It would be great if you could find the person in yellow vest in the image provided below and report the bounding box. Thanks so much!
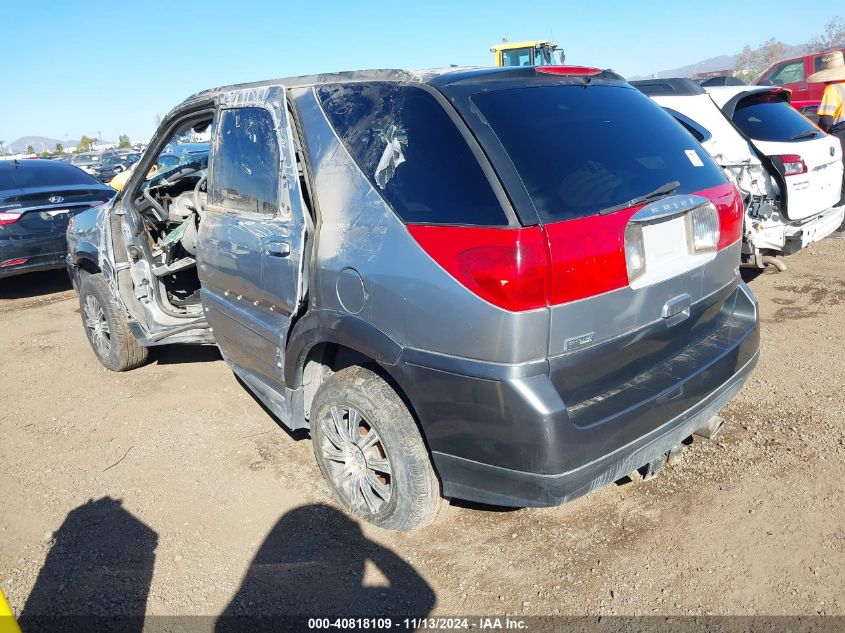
[809,50,845,236]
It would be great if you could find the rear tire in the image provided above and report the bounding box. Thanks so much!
[310,365,441,531]
[79,273,148,372]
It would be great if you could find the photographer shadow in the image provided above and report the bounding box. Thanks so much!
[216,503,435,631]
[19,496,157,633]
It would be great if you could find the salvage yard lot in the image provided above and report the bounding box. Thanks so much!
[1,240,844,619]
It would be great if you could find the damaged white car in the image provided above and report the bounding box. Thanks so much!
[633,79,844,270]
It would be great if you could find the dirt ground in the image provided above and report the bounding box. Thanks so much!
[1,238,844,626]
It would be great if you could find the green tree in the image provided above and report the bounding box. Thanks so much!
[733,38,788,83]
[54,143,64,155]
[118,134,131,149]
[40,150,50,158]
[77,135,94,152]
[26,144,35,155]
[806,16,845,53]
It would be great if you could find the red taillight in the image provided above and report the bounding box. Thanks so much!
[545,210,635,304]
[0,211,22,226]
[407,183,743,312]
[407,225,550,311]
[697,182,743,250]
[776,154,807,176]
[535,65,602,76]
[1,257,28,267]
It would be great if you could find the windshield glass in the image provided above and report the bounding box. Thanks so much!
[731,94,823,142]
[71,153,100,164]
[140,132,211,190]
[537,46,564,65]
[469,84,727,223]
[501,47,533,67]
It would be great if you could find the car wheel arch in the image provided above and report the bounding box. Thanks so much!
[284,310,402,389]
[297,340,438,480]
[284,312,420,424]
[75,255,101,277]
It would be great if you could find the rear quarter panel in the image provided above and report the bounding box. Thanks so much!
[292,87,550,365]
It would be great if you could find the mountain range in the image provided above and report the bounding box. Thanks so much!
[628,44,805,80]
[1,136,115,154]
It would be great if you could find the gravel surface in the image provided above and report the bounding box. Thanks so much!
[1,238,843,622]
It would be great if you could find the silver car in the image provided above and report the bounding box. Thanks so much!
[69,151,102,175]
[67,66,760,530]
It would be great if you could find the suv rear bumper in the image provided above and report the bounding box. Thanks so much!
[745,205,845,255]
[394,283,759,507]
[430,349,756,507]
[783,205,845,253]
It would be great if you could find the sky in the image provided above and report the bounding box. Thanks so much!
[1,0,840,145]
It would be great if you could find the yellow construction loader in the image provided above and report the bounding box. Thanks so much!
[490,40,565,67]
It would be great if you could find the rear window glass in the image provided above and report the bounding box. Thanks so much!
[317,83,507,226]
[0,162,100,191]
[470,85,727,223]
[732,94,823,142]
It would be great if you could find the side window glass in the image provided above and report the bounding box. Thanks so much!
[210,107,280,215]
[317,82,507,226]
[502,47,532,67]
[769,61,805,85]
[813,54,840,72]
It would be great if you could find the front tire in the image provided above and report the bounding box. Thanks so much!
[310,365,441,531]
[79,273,148,372]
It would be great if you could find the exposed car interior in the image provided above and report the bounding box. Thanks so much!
[130,117,213,314]
[123,104,316,325]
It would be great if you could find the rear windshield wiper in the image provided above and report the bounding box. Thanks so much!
[598,180,680,215]
[789,130,818,140]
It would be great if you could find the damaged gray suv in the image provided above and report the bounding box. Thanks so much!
[67,66,760,530]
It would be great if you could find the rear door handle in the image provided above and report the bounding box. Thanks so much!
[264,241,290,257]
[662,293,691,327]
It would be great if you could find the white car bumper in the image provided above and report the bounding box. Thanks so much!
[746,205,845,255]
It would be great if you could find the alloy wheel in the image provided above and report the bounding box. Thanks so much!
[83,294,111,358]
[320,405,392,514]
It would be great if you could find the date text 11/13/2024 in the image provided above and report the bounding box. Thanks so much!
[307,617,528,630]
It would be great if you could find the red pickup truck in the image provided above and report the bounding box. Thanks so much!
[756,49,845,117]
